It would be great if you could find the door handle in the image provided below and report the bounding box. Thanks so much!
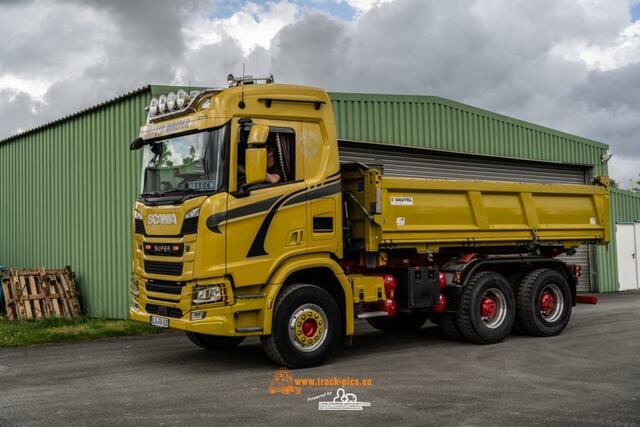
[287,229,304,246]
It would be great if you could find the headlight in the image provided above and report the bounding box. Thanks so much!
[129,276,139,296]
[166,92,176,110]
[185,207,200,219]
[149,97,158,115]
[158,94,167,113]
[134,210,143,220]
[192,285,225,305]
[176,89,188,108]
[191,311,206,321]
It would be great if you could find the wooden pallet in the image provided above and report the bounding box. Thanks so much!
[1,267,81,320]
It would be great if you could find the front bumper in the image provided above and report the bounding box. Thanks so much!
[129,276,265,337]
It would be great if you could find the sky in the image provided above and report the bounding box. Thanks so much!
[1,0,639,186]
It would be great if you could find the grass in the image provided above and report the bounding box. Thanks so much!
[0,315,165,347]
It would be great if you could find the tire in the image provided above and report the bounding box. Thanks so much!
[516,268,572,337]
[185,332,245,350]
[366,312,428,333]
[261,284,342,368]
[440,312,464,341]
[507,270,527,334]
[457,271,516,344]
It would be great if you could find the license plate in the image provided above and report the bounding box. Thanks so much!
[150,315,169,328]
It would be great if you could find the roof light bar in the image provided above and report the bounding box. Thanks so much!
[145,88,220,122]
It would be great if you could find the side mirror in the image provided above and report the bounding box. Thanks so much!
[130,137,146,150]
[245,148,267,186]
[247,124,269,146]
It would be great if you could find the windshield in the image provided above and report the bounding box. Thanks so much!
[141,123,228,197]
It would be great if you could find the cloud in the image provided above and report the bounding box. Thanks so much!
[338,0,394,12]
[0,0,112,93]
[184,1,298,54]
[1,0,640,186]
[269,11,349,88]
[0,88,45,136]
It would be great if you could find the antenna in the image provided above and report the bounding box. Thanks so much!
[239,64,246,109]
[255,50,259,76]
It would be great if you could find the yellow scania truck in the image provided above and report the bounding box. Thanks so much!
[129,75,610,368]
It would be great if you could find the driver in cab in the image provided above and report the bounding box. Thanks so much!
[266,145,282,184]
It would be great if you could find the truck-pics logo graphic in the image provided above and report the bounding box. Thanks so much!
[267,368,373,400]
[268,368,302,396]
[318,388,371,411]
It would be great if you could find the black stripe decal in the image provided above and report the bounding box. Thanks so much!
[246,187,308,257]
[204,179,343,253]
[282,180,342,207]
[247,180,343,258]
[206,195,282,233]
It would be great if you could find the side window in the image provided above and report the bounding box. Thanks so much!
[237,126,295,186]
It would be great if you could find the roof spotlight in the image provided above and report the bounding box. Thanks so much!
[158,94,167,113]
[149,97,158,115]
[176,89,188,108]
[166,92,176,110]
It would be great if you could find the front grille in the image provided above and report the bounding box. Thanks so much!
[146,304,183,318]
[135,218,145,234]
[144,260,183,276]
[181,217,198,234]
[146,280,184,295]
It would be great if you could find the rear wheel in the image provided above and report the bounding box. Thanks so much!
[261,284,342,368]
[366,312,428,333]
[186,332,245,350]
[456,271,515,344]
[516,268,572,337]
[440,312,464,341]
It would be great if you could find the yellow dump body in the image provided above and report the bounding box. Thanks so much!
[343,167,610,253]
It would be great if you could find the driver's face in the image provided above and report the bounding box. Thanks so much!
[267,148,276,167]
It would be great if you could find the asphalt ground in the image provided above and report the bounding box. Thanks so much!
[1,292,639,426]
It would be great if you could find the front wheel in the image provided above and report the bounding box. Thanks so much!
[185,332,245,350]
[516,268,572,337]
[261,284,342,368]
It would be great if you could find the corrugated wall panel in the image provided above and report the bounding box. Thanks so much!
[339,142,588,183]
[0,90,148,318]
[596,189,640,292]
[329,93,607,169]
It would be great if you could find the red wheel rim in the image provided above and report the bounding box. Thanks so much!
[540,292,555,314]
[481,297,497,319]
[302,318,318,337]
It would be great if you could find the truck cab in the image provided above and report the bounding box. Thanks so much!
[130,76,352,367]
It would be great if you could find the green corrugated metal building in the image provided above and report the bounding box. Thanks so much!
[1,85,639,319]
